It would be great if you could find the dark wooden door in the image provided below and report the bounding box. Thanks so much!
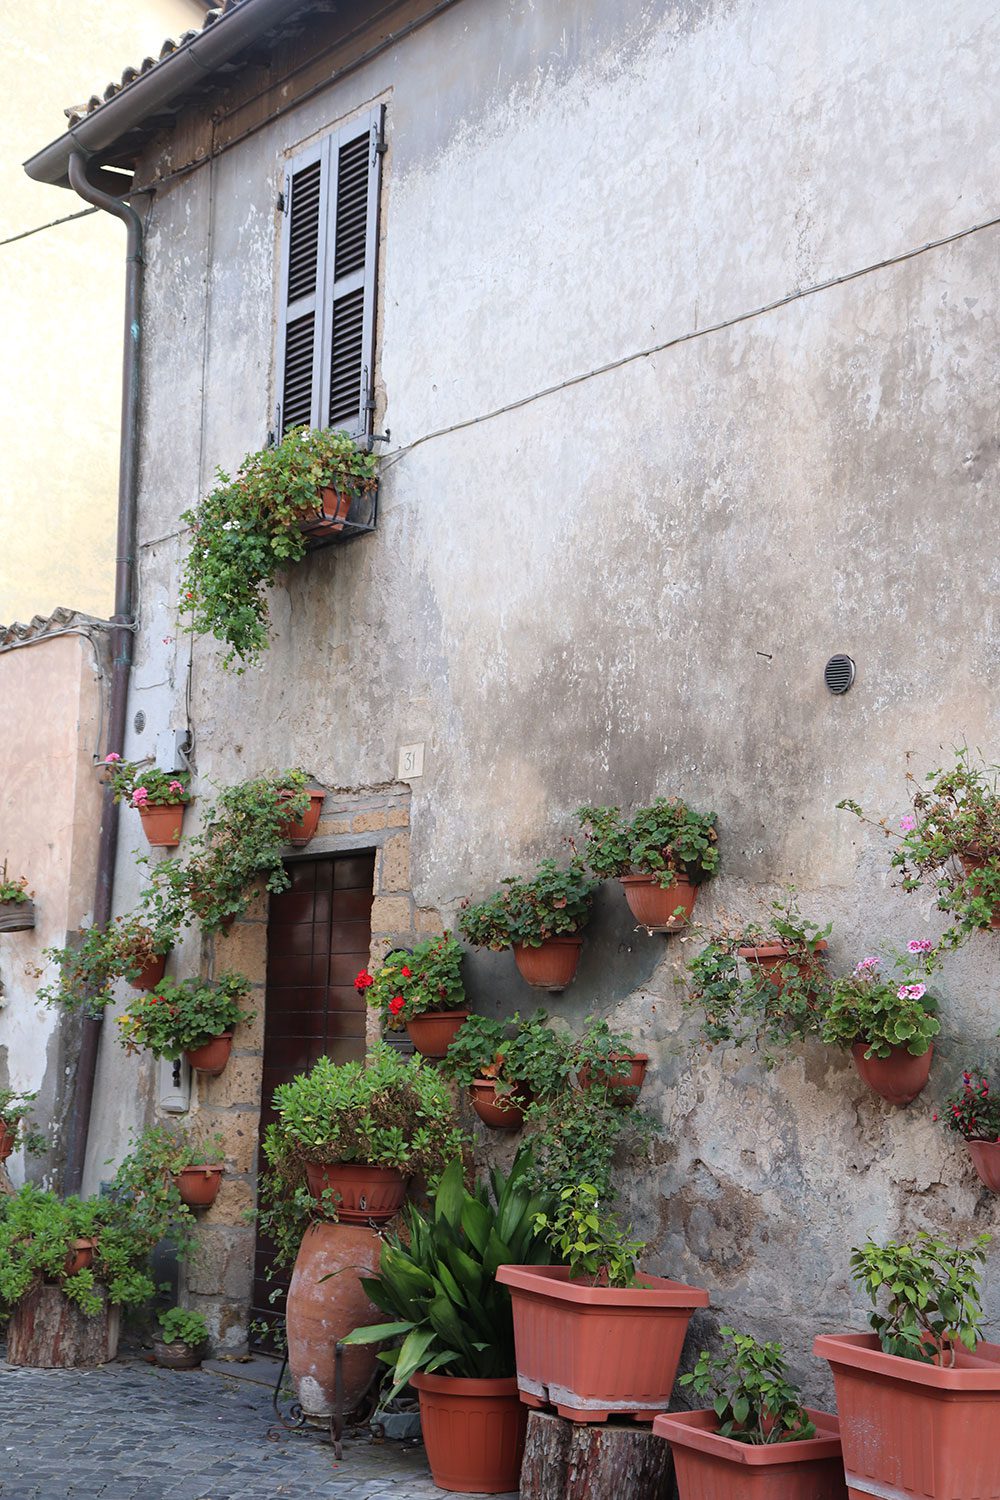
[251,852,374,1347]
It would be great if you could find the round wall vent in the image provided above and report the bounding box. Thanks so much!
[133,710,146,733]
[824,655,855,695]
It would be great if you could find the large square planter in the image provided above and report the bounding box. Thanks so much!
[654,1408,847,1499]
[496,1263,709,1421]
[814,1331,1000,1499]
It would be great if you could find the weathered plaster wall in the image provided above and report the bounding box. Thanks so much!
[89,0,1000,1381]
[0,632,106,1183]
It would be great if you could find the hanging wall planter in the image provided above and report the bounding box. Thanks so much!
[513,935,583,991]
[173,1164,224,1208]
[131,951,168,991]
[405,1009,470,1058]
[184,1032,234,1077]
[137,802,187,849]
[0,899,35,933]
[654,1409,848,1500]
[277,788,326,846]
[851,1042,933,1106]
[0,1121,15,1161]
[620,872,698,931]
[358,936,470,1058]
[577,797,719,934]
[736,938,829,989]
[577,1052,648,1102]
[469,1077,529,1130]
[967,1139,1000,1191]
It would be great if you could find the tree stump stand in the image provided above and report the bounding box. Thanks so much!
[7,1283,120,1368]
[520,1409,678,1500]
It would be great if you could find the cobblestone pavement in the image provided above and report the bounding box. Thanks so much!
[0,1355,515,1499]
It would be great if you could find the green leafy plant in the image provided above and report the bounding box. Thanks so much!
[0,863,30,904]
[458,857,598,950]
[577,797,720,887]
[935,1072,1000,1142]
[102,753,190,808]
[38,910,179,1017]
[524,1078,655,1201]
[115,973,254,1059]
[109,1125,204,1259]
[257,1043,467,1268]
[157,1307,208,1348]
[679,1327,817,1445]
[684,896,832,1065]
[440,1009,572,1100]
[820,947,940,1059]
[573,1015,643,1090]
[341,1150,555,1400]
[180,425,378,669]
[850,1231,991,1365]
[838,748,1000,948]
[356,935,466,1029]
[0,1089,45,1155]
[532,1182,645,1288]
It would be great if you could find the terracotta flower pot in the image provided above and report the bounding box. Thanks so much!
[406,1009,470,1058]
[967,1138,1000,1191]
[0,1120,16,1161]
[131,951,168,991]
[286,1221,383,1418]
[138,801,186,848]
[815,1331,1000,1499]
[153,1338,202,1370]
[959,852,1000,929]
[184,1032,233,1076]
[411,1371,527,1494]
[304,1161,407,1224]
[63,1238,97,1278]
[577,1052,648,1103]
[851,1042,933,1105]
[654,1408,848,1500]
[277,788,325,846]
[620,873,697,931]
[496,1263,710,1421]
[173,1165,224,1208]
[738,940,828,993]
[470,1077,528,1130]
[299,484,353,546]
[512,935,583,991]
[0,899,35,932]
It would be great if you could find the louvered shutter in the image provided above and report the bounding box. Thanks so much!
[276,105,383,440]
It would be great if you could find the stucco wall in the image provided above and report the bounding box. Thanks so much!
[0,632,106,1183]
[89,0,1000,1379]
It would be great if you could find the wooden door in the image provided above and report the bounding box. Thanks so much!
[251,852,374,1347]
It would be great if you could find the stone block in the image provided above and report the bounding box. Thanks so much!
[378,832,410,893]
[187,1229,228,1295]
[239,881,269,923]
[232,999,264,1052]
[201,1054,262,1109]
[198,1109,259,1173]
[384,806,410,828]
[315,816,353,837]
[203,1175,255,1227]
[214,920,267,978]
[415,907,445,935]
[353,810,388,833]
[369,895,412,933]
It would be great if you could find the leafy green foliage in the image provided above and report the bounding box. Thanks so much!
[341,1151,555,1400]
[157,1307,208,1348]
[523,1079,655,1201]
[180,425,378,669]
[102,755,190,808]
[820,949,940,1059]
[0,862,30,904]
[357,935,466,1027]
[577,798,720,886]
[0,1089,45,1155]
[532,1182,644,1288]
[936,1072,1000,1142]
[116,1123,225,1178]
[116,972,254,1058]
[679,1327,816,1445]
[573,1016,644,1091]
[838,748,1000,948]
[458,858,598,949]
[850,1231,991,1365]
[38,910,179,1017]
[440,1009,572,1097]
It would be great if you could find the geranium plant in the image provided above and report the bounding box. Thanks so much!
[850,1230,991,1365]
[103,753,190,809]
[577,797,720,886]
[839,748,1000,947]
[157,1307,208,1351]
[356,934,466,1028]
[532,1182,645,1288]
[38,911,179,1017]
[0,864,30,904]
[180,425,379,670]
[573,1015,645,1088]
[679,1327,817,1445]
[458,857,598,949]
[116,973,253,1059]
[441,1010,572,1099]
[936,1072,1000,1142]
[820,945,940,1060]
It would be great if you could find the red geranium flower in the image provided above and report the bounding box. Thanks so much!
[388,995,405,1016]
[401,966,412,978]
[355,970,374,991]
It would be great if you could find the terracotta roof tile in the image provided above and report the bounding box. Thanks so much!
[0,608,111,651]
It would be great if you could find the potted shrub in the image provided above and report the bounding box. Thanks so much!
[0,1089,41,1162]
[655,1327,847,1499]
[115,971,254,1075]
[103,754,190,848]
[839,748,1000,946]
[458,857,598,991]
[684,896,832,1067]
[0,865,34,931]
[819,945,940,1104]
[577,797,719,930]
[153,1307,209,1369]
[276,783,326,846]
[39,910,179,1016]
[441,1009,572,1129]
[497,1182,709,1421]
[574,1015,649,1103]
[262,1041,466,1225]
[814,1231,1000,1500]
[180,425,379,670]
[935,1071,1000,1190]
[343,1151,556,1493]
[356,934,468,1057]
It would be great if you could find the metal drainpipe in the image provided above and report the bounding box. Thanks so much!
[63,152,143,1195]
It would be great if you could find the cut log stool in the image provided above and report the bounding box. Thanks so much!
[7,1283,120,1367]
[520,1409,678,1500]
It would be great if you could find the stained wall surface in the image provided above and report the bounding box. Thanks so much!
[84,0,1000,1373]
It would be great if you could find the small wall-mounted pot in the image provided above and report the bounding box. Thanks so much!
[620,874,697,932]
[513,935,583,991]
[851,1042,933,1105]
[470,1078,529,1130]
[277,789,326,846]
[0,900,35,933]
[406,1009,470,1058]
[138,802,187,848]
[184,1032,233,1076]
[577,1053,648,1104]
[131,951,168,991]
[173,1165,224,1209]
[967,1138,1000,1192]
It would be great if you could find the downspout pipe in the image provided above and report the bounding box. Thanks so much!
[63,152,143,1195]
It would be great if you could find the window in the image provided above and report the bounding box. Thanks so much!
[275,104,384,440]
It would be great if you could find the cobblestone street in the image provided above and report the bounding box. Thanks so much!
[0,1355,509,1500]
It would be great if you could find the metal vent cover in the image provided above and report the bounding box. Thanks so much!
[824,654,855,694]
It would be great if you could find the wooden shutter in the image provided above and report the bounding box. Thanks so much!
[276,105,384,440]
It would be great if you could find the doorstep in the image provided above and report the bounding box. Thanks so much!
[202,1351,283,1387]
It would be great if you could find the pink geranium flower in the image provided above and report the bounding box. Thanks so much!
[907,939,933,954]
[105,752,122,763]
[899,814,917,833]
[897,983,926,1000]
[855,956,881,973]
